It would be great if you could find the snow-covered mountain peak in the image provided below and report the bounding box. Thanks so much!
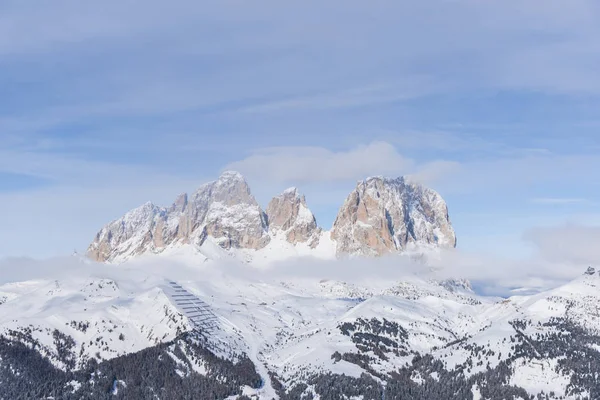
[194,170,258,207]
[215,170,248,188]
[283,186,299,196]
[124,201,163,221]
[363,175,406,185]
[217,170,245,182]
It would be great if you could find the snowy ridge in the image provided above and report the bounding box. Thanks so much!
[2,256,600,398]
[0,276,190,369]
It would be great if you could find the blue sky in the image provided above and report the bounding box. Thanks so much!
[1,0,600,278]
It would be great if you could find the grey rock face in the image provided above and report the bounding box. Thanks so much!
[330,176,456,257]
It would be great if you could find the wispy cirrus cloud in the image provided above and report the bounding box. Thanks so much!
[530,197,590,205]
[237,78,444,114]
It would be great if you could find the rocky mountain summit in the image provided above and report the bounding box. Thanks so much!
[87,172,456,262]
[88,171,270,262]
[265,187,321,248]
[331,176,456,256]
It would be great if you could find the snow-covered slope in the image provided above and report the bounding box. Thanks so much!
[0,277,191,370]
[87,172,456,264]
[2,255,599,399]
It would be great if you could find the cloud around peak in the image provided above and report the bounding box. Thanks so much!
[224,141,457,186]
[524,223,600,266]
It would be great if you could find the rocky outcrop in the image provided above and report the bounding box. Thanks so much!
[265,188,321,247]
[191,171,270,250]
[87,202,164,262]
[330,176,456,257]
[87,171,270,262]
[87,173,456,263]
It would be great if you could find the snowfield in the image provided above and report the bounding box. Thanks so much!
[1,252,600,399]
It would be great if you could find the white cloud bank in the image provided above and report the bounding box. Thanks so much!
[1,223,597,297]
[226,139,600,197]
[524,224,600,266]
[225,141,460,186]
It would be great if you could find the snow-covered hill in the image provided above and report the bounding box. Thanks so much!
[1,255,599,399]
[87,172,455,263]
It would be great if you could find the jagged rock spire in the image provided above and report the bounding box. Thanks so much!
[87,173,456,262]
[265,187,321,247]
[87,171,270,262]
